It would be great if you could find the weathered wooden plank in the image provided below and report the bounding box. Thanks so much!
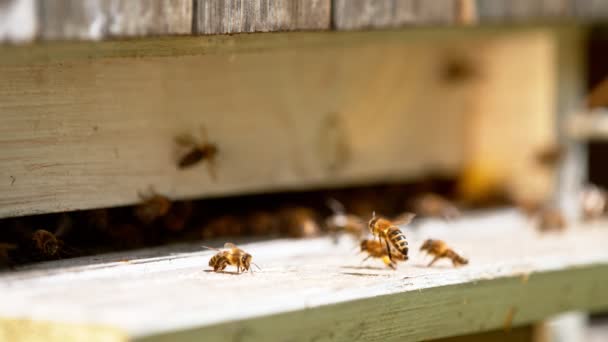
[0,0,37,43]
[0,29,558,218]
[193,0,331,34]
[38,0,192,40]
[476,0,608,23]
[332,0,457,30]
[0,211,607,341]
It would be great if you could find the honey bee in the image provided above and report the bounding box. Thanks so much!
[31,229,63,258]
[325,199,365,240]
[368,212,414,262]
[580,184,607,221]
[134,188,172,224]
[409,193,460,220]
[279,207,320,238]
[175,125,219,180]
[205,242,260,273]
[360,239,407,269]
[537,207,566,232]
[420,239,468,267]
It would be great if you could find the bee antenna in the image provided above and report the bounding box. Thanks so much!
[202,245,221,251]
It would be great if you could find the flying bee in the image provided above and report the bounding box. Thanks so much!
[368,212,414,262]
[409,193,460,220]
[420,239,468,267]
[134,188,172,224]
[360,239,407,269]
[205,242,260,274]
[175,125,219,180]
[325,198,365,240]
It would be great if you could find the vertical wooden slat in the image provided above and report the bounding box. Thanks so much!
[333,0,456,30]
[193,0,330,34]
[39,0,192,40]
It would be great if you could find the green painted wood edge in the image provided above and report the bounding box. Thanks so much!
[137,263,608,342]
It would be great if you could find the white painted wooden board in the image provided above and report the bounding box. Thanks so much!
[0,30,557,218]
[1,211,607,341]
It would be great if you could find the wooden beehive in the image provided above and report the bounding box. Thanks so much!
[0,1,607,341]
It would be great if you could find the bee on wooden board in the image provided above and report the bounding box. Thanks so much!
[134,188,172,225]
[368,212,414,262]
[175,125,219,180]
[205,243,260,274]
[420,239,468,267]
[360,239,407,269]
[325,198,366,240]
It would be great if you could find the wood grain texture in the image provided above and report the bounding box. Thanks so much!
[39,0,192,40]
[193,0,330,34]
[333,0,458,30]
[0,30,526,218]
[0,211,607,341]
[476,0,608,23]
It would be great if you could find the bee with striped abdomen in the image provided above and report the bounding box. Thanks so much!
[368,212,414,262]
[206,243,260,274]
[360,239,407,269]
[420,239,468,267]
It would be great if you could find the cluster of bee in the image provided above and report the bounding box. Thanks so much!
[207,198,469,274]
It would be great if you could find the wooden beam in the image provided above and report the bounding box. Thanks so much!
[0,29,558,218]
[1,211,607,341]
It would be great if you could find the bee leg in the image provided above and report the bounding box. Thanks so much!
[361,255,372,262]
[382,256,396,269]
[428,256,440,267]
[384,238,393,262]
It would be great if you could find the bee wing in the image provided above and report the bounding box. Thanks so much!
[393,212,416,226]
[326,198,345,214]
[206,156,218,181]
[175,133,197,146]
[224,242,237,250]
[200,125,209,144]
